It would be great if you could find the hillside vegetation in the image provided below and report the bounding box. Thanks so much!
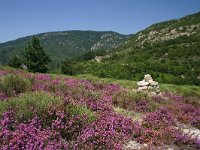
[74,12,200,85]
[0,31,129,64]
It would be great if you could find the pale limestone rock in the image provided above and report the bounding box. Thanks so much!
[94,56,102,62]
[137,81,149,87]
[144,74,153,82]
[148,86,154,90]
[148,79,154,84]
[124,141,142,150]
[150,81,158,86]
[21,64,28,70]
[138,86,148,91]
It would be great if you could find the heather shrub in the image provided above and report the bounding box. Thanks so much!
[48,80,68,94]
[50,110,87,142]
[183,96,200,108]
[0,74,32,96]
[177,104,200,128]
[66,104,96,123]
[1,68,200,149]
[2,92,63,120]
[77,112,134,149]
[132,108,176,145]
[170,128,200,149]
[146,101,163,112]
[135,100,149,112]
[142,107,175,129]
[0,70,9,76]
[0,111,68,149]
[112,91,148,110]
[84,90,101,100]
[112,92,134,109]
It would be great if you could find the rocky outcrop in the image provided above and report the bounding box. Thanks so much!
[137,74,160,94]
[123,141,148,150]
[94,56,102,62]
[135,23,200,47]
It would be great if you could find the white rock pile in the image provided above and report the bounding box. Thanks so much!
[137,74,160,94]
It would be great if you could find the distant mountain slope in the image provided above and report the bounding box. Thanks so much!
[125,12,200,48]
[80,12,200,85]
[0,30,129,63]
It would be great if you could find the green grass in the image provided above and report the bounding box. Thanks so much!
[0,91,63,119]
[66,104,96,122]
[160,83,200,97]
[0,65,15,71]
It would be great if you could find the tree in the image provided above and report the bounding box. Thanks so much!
[61,58,77,75]
[8,55,22,68]
[22,36,51,73]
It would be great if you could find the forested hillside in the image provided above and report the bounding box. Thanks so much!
[75,12,200,85]
[0,31,129,64]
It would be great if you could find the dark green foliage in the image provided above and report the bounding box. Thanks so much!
[23,36,51,73]
[0,31,129,64]
[77,49,106,61]
[61,58,77,75]
[8,55,22,68]
[74,61,134,80]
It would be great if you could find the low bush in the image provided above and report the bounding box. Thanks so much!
[0,111,68,149]
[76,112,134,149]
[1,92,63,120]
[0,74,32,96]
[66,104,96,123]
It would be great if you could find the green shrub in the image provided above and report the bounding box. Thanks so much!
[0,92,63,120]
[8,55,22,69]
[61,58,78,75]
[0,74,32,96]
[0,101,7,117]
[66,104,96,123]
[0,65,15,70]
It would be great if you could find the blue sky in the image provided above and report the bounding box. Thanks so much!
[0,0,200,42]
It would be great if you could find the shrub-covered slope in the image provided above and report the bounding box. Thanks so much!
[0,69,200,149]
[78,12,200,85]
[0,30,129,64]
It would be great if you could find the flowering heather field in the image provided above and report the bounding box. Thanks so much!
[0,69,200,149]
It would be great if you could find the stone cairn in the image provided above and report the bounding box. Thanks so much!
[137,74,160,94]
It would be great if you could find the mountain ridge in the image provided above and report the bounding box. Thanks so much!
[0,30,129,64]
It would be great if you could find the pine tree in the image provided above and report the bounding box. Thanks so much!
[22,36,51,73]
